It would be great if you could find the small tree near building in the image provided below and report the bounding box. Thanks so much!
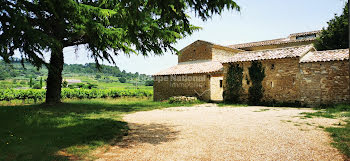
[119,77,127,83]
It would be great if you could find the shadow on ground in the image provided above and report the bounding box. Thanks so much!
[114,123,179,148]
[0,99,180,161]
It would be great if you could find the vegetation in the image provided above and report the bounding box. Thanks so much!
[248,61,265,105]
[118,77,127,83]
[0,61,149,83]
[0,89,152,102]
[301,104,350,158]
[0,0,240,104]
[223,63,243,103]
[145,80,154,86]
[0,97,202,160]
[314,1,349,50]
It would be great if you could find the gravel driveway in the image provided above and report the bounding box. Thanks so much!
[95,104,345,161]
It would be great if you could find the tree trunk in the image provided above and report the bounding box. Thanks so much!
[45,47,64,104]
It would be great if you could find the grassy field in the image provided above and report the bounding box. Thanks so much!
[0,98,201,161]
[300,104,350,158]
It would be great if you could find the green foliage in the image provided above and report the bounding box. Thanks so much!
[62,80,68,88]
[39,77,43,89]
[29,77,33,88]
[75,83,85,88]
[248,61,265,105]
[0,0,239,66]
[145,80,154,86]
[119,77,127,83]
[0,0,240,103]
[314,2,349,50]
[95,74,101,79]
[223,64,243,103]
[0,88,153,102]
[32,84,42,89]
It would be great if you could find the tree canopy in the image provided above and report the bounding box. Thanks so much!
[0,0,240,66]
[0,0,240,103]
[314,1,349,50]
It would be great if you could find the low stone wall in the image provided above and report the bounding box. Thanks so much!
[153,74,211,101]
[300,61,350,106]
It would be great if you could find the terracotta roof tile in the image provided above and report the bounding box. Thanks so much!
[289,30,321,37]
[228,30,320,49]
[153,61,223,76]
[228,38,315,49]
[222,45,313,63]
[300,49,349,63]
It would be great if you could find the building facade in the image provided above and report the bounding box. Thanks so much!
[153,31,349,106]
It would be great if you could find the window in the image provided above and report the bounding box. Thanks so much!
[271,64,275,70]
[220,80,223,88]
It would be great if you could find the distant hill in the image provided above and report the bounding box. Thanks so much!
[0,59,150,81]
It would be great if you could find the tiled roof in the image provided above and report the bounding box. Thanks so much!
[289,30,321,37]
[222,45,314,63]
[300,49,349,63]
[153,61,223,76]
[228,30,320,49]
[228,38,315,49]
[180,40,244,53]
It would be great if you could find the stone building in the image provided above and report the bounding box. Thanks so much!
[153,40,242,101]
[153,30,349,106]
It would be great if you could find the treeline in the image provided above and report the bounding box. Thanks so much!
[0,59,150,81]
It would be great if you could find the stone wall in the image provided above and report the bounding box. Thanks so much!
[212,48,237,62]
[178,41,212,63]
[210,75,224,101]
[299,61,350,106]
[153,74,211,101]
[223,58,301,103]
[223,58,349,106]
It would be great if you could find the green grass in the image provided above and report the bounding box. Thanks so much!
[0,97,201,161]
[300,104,350,159]
[253,108,270,112]
[326,120,350,158]
[300,111,336,119]
[217,103,248,107]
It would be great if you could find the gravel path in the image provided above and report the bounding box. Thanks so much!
[95,104,345,161]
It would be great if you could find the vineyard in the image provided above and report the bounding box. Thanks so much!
[0,88,153,102]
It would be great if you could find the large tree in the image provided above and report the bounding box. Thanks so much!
[0,0,240,104]
[314,1,349,50]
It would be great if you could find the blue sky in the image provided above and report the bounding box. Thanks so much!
[28,0,348,75]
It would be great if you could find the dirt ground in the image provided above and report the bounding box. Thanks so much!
[94,104,346,161]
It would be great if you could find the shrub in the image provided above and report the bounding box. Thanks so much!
[32,84,42,89]
[248,61,265,105]
[223,63,243,103]
[145,80,154,86]
[0,88,153,101]
[168,96,198,104]
[118,77,126,83]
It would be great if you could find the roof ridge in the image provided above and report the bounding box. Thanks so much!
[235,44,313,54]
